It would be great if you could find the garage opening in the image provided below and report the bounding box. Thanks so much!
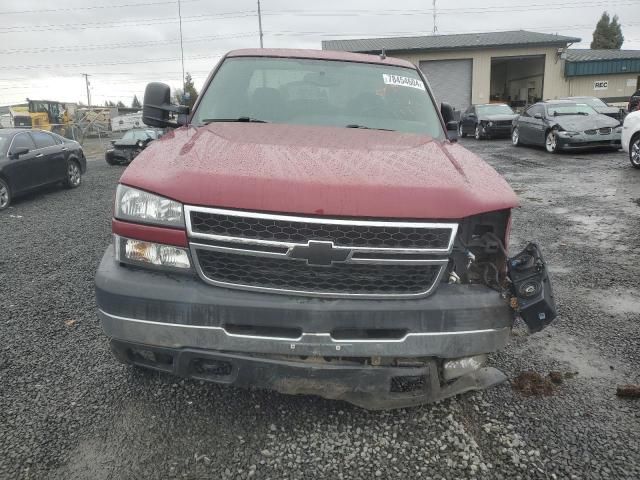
[490,55,545,109]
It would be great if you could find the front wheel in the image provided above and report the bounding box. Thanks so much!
[475,124,483,140]
[630,134,640,169]
[512,127,521,146]
[545,130,559,153]
[64,160,82,188]
[0,178,11,211]
[458,122,467,138]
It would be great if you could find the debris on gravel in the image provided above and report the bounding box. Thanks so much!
[616,385,640,398]
[512,371,555,396]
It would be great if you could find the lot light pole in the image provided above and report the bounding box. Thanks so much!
[432,0,438,35]
[81,73,91,106]
[178,0,186,95]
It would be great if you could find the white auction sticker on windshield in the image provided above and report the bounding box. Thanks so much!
[382,74,425,90]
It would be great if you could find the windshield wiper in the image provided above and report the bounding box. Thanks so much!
[345,124,395,131]
[201,117,269,125]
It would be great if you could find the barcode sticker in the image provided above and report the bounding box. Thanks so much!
[382,74,425,90]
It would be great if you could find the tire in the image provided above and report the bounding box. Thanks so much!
[512,127,521,146]
[545,130,560,153]
[475,124,483,140]
[105,152,118,166]
[630,133,640,169]
[0,178,11,211]
[64,159,82,188]
[458,122,467,138]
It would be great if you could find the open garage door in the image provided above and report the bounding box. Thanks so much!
[490,55,545,109]
[419,59,472,112]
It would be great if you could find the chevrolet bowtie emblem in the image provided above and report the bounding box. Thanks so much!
[288,241,350,266]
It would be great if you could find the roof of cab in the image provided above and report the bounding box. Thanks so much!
[226,48,416,69]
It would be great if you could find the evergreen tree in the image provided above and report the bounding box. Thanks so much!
[131,95,141,109]
[116,101,125,108]
[173,73,199,108]
[591,12,624,49]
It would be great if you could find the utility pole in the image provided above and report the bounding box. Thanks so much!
[257,0,264,48]
[178,0,186,95]
[432,0,438,35]
[81,73,91,106]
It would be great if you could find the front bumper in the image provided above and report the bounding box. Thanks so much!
[96,245,514,408]
[481,124,512,137]
[557,131,621,149]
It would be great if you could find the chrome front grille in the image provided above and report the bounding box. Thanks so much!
[598,127,612,135]
[186,206,457,299]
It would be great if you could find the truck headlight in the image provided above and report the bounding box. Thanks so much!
[488,121,494,127]
[115,235,191,270]
[115,184,184,227]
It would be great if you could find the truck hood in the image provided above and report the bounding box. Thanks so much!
[120,123,519,219]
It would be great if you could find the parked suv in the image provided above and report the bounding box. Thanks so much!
[95,49,556,409]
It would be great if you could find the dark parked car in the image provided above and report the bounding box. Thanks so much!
[458,103,517,139]
[0,129,86,210]
[105,128,162,165]
[511,100,622,153]
[561,96,625,121]
[629,89,640,113]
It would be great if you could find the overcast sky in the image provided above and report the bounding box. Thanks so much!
[1,0,638,106]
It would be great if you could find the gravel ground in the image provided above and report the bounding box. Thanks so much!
[1,137,639,479]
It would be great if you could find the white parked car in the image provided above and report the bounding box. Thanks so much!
[622,110,640,168]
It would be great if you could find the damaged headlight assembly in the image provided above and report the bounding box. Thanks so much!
[451,211,557,333]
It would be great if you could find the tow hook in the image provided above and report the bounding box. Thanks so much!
[507,243,557,333]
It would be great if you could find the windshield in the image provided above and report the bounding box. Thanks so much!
[0,134,9,156]
[546,103,597,116]
[476,105,514,115]
[192,57,444,138]
[577,97,607,108]
[123,130,155,141]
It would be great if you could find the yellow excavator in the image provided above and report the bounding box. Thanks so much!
[11,99,74,136]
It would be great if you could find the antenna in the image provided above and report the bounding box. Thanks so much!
[257,0,264,48]
[432,0,438,35]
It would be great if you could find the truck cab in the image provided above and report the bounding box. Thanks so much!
[95,49,556,409]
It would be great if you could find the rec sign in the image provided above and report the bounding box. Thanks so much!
[593,80,609,90]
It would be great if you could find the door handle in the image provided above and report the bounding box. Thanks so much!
[35,153,44,158]
[61,147,68,151]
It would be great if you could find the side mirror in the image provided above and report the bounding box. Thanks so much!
[9,147,29,159]
[534,113,543,120]
[441,102,455,124]
[143,82,190,128]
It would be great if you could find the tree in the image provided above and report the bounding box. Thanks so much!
[173,72,199,108]
[591,12,624,49]
[104,100,116,107]
[116,101,125,108]
[131,95,141,109]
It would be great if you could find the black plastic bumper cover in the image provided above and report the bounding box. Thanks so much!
[112,339,507,410]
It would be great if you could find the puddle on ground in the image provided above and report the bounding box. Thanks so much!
[587,289,640,316]
[538,334,620,379]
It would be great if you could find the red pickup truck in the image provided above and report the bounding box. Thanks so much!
[95,49,556,409]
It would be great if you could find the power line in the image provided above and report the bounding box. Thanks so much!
[0,11,256,34]
[0,0,202,15]
[0,33,257,55]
